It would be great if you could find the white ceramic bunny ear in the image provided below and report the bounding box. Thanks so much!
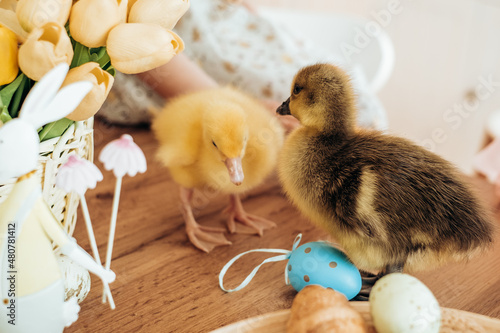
[0,119,39,182]
[19,64,93,129]
[19,64,69,120]
[40,81,93,126]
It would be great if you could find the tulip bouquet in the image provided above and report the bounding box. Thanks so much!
[0,0,189,141]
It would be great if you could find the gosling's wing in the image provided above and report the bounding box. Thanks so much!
[156,136,201,167]
[341,133,493,250]
[152,100,203,168]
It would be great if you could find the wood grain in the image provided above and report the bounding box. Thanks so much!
[66,120,500,333]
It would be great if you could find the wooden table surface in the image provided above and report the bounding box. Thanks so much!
[67,120,500,333]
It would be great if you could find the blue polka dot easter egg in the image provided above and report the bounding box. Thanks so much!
[287,242,361,300]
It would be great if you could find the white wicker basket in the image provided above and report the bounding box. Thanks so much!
[0,118,94,238]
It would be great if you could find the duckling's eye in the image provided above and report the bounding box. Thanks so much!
[293,85,303,95]
[212,140,218,148]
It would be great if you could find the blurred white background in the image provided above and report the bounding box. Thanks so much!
[255,0,500,173]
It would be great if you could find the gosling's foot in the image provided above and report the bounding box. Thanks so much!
[225,194,276,235]
[352,271,383,301]
[352,263,404,301]
[186,223,231,253]
[180,187,231,252]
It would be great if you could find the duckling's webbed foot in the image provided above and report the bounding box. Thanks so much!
[225,194,276,236]
[352,271,383,301]
[352,263,404,301]
[186,223,231,253]
[180,187,231,253]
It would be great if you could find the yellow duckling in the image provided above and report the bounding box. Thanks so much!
[152,87,284,252]
[277,64,493,292]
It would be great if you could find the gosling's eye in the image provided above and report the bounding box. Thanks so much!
[293,85,303,95]
[212,141,217,148]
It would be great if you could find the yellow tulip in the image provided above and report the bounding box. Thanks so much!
[69,0,128,48]
[0,0,17,11]
[61,62,114,121]
[0,7,29,42]
[107,23,184,74]
[18,22,73,81]
[16,0,72,33]
[128,0,189,30]
[0,25,18,85]
[127,0,139,17]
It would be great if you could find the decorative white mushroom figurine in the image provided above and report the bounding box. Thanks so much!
[99,134,147,302]
[56,154,116,309]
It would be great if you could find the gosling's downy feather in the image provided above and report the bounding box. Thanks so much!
[152,86,284,193]
[278,64,493,273]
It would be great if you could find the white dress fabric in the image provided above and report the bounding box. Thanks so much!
[98,0,388,130]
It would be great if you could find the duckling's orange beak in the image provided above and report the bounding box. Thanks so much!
[276,97,291,115]
[225,157,244,185]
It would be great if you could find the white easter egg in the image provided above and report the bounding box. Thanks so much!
[369,273,441,333]
[57,254,91,304]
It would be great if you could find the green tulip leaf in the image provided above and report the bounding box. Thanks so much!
[105,65,116,77]
[0,73,24,109]
[97,51,111,69]
[9,75,33,118]
[0,106,12,123]
[38,118,74,142]
[71,41,91,68]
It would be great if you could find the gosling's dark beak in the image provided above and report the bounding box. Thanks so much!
[276,98,291,116]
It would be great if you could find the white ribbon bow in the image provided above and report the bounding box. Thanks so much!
[219,234,303,292]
